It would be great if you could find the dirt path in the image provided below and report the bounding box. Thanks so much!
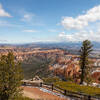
[22,86,68,100]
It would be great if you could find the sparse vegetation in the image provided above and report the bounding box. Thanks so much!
[54,81,100,96]
[43,77,61,84]
[22,56,53,79]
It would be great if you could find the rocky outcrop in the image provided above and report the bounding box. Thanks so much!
[92,71,100,83]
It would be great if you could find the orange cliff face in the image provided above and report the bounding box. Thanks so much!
[1,46,100,84]
[52,55,81,82]
[52,54,100,83]
[53,63,80,82]
[0,48,65,61]
[92,71,100,83]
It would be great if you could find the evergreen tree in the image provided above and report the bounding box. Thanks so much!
[0,52,23,100]
[79,40,93,84]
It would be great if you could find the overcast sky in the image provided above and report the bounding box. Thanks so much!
[0,0,100,43]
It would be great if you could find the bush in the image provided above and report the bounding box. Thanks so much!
[43,77,61,84]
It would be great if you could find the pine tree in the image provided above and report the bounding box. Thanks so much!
[79,40,93,84]
[0,52,23,100]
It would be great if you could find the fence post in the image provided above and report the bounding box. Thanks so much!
[52,84,53,91]
[40,82,42,87]
[23,82,26,86]
[64,90,66,95]
[88,95,91,100]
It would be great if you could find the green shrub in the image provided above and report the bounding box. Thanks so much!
[43,77,60,84]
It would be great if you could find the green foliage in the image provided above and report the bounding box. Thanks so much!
[0,52,23,100]
[54,81,100,96]
[79,40,93,84]
[43,77,60,84]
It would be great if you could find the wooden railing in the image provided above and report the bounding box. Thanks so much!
[22,81,100,100]
[40,83,100,100]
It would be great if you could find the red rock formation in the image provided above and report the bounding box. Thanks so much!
[92,72,100,83]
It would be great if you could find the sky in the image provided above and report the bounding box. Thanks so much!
[0,0,100,43]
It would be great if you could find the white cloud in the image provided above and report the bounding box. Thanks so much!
[0,20,24,27]
[32,39,59,43]
[59,29,100,42]
[61,5,100,30]
[23,29,37,33]
[59,32,66,37]
[0,4,12,17]
[0,20,13,27]
[20,11,45,26]
[48,29,57,32]
[59,5,100,42]
[21,13,35,22]
[0,39,8,42]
